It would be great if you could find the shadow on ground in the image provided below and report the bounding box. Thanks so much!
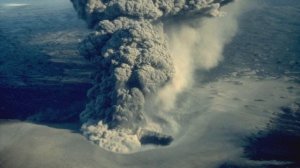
[219,103,300,168]
[0,83,92,132]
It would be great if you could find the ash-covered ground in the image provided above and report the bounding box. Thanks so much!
[0,0,300,168]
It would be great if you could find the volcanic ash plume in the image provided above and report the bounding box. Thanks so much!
[71,0,232,153]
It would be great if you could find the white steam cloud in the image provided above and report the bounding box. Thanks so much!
[153,0,246,127]
[70,0,245,153]
[2,3,30,7]
[144,0,248,139]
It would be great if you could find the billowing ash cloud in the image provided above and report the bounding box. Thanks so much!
[71,0,224,27]
[79,17,175,130]
[71,0,233,153]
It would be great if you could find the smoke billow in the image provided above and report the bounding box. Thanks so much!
[71,0,239,153]
[155,0,244,117]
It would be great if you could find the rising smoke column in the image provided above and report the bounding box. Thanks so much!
[71,0,231,153]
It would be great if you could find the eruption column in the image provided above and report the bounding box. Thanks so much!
[71,0,229,153]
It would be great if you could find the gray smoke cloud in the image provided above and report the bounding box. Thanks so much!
[79,17,173,130]
[71,0,234,153]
